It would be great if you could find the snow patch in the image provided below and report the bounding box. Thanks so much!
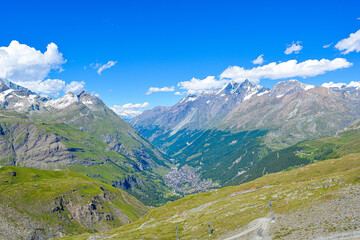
[82,100,93,105]
[45,93,78,109]
[14,102,24,108]
[304,85,314,90]
[244,90,257,101]
[186,96,198,102]
[257,90,269,96]
[0,89,14,102]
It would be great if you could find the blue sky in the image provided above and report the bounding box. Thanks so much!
[1,0,360,116]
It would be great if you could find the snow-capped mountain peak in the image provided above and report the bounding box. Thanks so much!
[270,79,314,98]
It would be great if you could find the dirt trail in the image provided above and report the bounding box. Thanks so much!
[223,217,272,240]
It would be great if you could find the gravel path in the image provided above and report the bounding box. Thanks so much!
[223,218,272,240]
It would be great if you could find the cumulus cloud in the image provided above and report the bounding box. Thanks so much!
[335,29,360,54]
[0,40,66,82]
[64,81,85,93]
[322,81,360,90]
[178,76,227,94]
[284,41,303,55]
[0,41,87,96]
[0,40,70,96]
[220,58,352,83]
[146,86,174,95]
[323,43,333,48]
[91,61,117,75]
[322,81,346,89]
[23,79,66,97]
[111,102,150,119]
[252,54,264,65]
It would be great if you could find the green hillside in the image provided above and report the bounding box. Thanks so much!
[59,150,360,239]
[236,120,360,185]
[0,166,148,239]
[0,115,173,206]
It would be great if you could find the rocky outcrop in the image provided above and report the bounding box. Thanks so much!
[0,122,76,168]
[0,166,148,240]
[112,176,145,190]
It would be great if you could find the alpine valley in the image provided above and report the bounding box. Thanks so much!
[1,78,360,239]
[132,79,360,187]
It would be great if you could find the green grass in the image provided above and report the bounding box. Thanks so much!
[60,151,360,239]
[0,166,148,236]
[0,117,173,206]
[238,122,360,185]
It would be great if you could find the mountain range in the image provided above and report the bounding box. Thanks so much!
[1,77,360,239]
[132,79,360,187]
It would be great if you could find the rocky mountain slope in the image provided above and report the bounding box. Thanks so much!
[221,80,360,148]
[131,80,360,189]
[61,136,360,239]
[0,113,172,206]
[0,80,172,206]
[132,80,268,133]
[0,166,148,240]
[0,79,168,170]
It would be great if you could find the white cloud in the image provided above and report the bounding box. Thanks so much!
[335,29,360,54]
[322,81,360,90]
[220,58,352,83]
[64,81,85,93]
[18,79,85,96]
[0,41,86,96]
[284,41,303,55]
[0,40,68,96]
[0,41,65,82]
[91,61,117,75]
[322,81,346,89]
[146,86,175,95]
[22,79,66,97]
[174,91,186,95]
[252,54,264,65]
[111,102,150,119]
[178,76,227,94]
[323,43,333,48]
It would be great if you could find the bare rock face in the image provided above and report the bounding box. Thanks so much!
[0,122,76,168]
[0,79,169,171]
[223,84,360,148]
[51,188,135,228]
[134,79,360,149]
[131,80,269,133]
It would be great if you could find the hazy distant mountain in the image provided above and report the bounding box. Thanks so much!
[132,80,268,133]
